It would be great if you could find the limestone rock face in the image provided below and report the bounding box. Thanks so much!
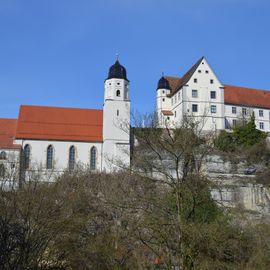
[205,155,270,216]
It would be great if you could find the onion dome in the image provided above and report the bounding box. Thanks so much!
[157,76,171,90]
[107,60,128,81]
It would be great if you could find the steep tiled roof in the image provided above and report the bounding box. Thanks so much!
[16,105,103,142]
[164,76,181,92]
[167,57,204,97]
[0,119,20,149]
[224,85,270,109]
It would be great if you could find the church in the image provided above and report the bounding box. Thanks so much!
[0,56,270,182]
[0,60,131,181]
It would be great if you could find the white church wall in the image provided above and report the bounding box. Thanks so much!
[14,139,102,174]
[103,75,131,172]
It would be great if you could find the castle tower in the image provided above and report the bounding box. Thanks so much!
[102,58,130,172]
[156,76,172,126]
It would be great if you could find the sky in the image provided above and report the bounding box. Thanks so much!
[0,0,270,118]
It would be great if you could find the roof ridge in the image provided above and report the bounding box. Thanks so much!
[20,105,103,112]
[224,84,270,92]
[169,56,204,96]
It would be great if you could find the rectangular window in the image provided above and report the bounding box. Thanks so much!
[194,78,197,83]
[175,111,176,117]
[178,92,180,99]
[232,119,237,127]
[192,104,198,113]
[211,105,217,113]
[259,110,264,117]
[259,122,264,130]
[210,79,214,84]
[210,91,216,99]
[242,108,247,115]
[232,106,236,114]
[192,90,198,98]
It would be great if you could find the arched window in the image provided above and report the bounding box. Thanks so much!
[116,90,120,97]
[90,147,97,170]
[69,146,75,170]
[24,144,30,169]
[46,145,53,169]
[0,164,5,178]
[0,151,7,160]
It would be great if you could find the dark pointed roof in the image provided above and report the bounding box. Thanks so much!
[107,60,128,81]
[157,76,171,90]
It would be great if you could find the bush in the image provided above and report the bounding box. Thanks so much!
[215,114,267,152]
[214,130,236,152]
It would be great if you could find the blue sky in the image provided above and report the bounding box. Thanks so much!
[0,0,269,118]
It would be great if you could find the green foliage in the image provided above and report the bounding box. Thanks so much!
[215,114,267,152]
[233,113,267,147]
[214,130,236,152]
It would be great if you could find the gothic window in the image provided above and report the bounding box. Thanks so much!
[116,90,121,97]
[0,151,7,160]
[0,164,5,178]
[69,146,75,170]
[24,144,30,169]
[46,145,53,169]
[90,147,97,170]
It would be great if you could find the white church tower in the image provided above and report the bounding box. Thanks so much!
[102,58,130,172]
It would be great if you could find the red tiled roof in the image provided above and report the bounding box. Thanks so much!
[0,119,21,149]
[224,85,270,109]
[161,110,174,116]
[16,105,103,142]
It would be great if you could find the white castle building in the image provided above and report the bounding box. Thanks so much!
[0,56,270,182]
[0,59,130,181]
[156,57,270,132]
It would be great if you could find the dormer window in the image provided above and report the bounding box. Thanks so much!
[116,90,121,97]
